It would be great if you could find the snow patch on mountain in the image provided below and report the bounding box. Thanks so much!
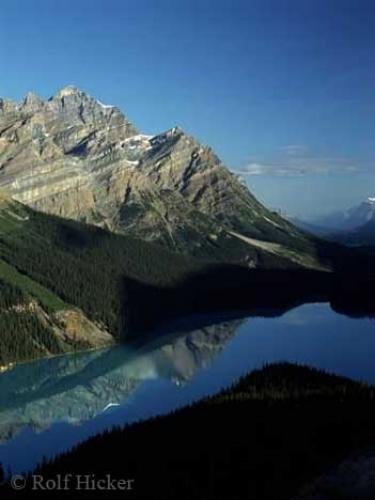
[97,100,115,109]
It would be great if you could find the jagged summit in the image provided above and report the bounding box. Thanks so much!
[0,88,319,266]
[53,85,83,98]
[46,86,135,129]
[23,91,43,104]
[51,86,117,111]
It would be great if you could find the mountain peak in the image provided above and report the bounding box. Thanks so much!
[24,91,42,101]
[51,86,122,117]
[22,91,44,111]
[0,86,315,267]
[53,85,84,98]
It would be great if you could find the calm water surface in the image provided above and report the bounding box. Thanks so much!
[0,303,374,473]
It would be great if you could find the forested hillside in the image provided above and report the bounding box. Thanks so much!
[0,197,198,364]
[0,279,64,365]
[11,363,375,500]
[0,195,373,366]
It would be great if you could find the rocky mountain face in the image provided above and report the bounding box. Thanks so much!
[0,87,317,264]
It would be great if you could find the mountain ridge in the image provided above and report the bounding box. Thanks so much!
[308,197,375,232]
[0,86,321,266]
[296,198,375,246]
[2,87,369,366]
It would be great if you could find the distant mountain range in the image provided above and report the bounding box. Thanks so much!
[294,198,375,246]
[312,197,375,231]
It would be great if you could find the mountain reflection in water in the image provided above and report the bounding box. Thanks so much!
[0,315,244,444]
[1,302,375,474]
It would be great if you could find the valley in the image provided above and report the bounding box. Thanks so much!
[2,1,374,498]
[0,88,374,500]
[1,88,367,366]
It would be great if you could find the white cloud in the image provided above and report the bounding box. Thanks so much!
[235,146,362,176]
[279,144,308,157]
[241,163,267,175]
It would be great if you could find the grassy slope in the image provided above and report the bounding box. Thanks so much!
[18,363,375,500]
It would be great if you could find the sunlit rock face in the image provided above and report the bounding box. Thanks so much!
[0,317,243,441]
[0,87,310,263]
[0,87,138,224]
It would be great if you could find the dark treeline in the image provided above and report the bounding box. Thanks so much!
[1,201,375,365]
[3,363,375,499]
[0,279,62,365]
[0,203,195,339]
[0,202,332,348]
[0,279,24,308]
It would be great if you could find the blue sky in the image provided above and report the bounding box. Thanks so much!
[1,0,374,217]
